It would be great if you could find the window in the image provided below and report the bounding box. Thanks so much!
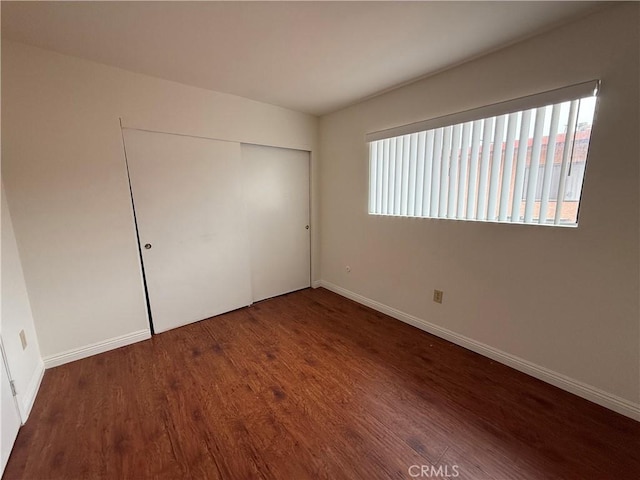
[367,81,599,226]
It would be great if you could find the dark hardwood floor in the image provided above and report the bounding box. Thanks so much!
[4,288,639,479]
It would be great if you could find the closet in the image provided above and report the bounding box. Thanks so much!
[122,129,310,333]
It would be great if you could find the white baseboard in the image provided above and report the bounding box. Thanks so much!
[18,359,44,422]
[311,280,323,289]
[317,280,640,421]
[43,329,151,369]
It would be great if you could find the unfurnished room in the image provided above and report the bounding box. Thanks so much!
[0,1,639,479]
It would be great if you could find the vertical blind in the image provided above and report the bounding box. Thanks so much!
[367,81,599,226]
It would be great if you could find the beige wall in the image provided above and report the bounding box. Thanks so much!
[1,23,43,423]
[1,41,318,360]
[319,4,639,412]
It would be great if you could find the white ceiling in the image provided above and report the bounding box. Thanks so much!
[1,1,606,116]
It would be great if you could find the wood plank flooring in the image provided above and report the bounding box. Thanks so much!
[4,288,639,479]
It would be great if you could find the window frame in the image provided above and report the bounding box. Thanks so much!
[366,81,599,227]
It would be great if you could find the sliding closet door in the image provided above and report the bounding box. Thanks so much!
[123,129,251,333]
[242,144,311,302]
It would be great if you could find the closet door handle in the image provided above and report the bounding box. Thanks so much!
[144,243,152,249]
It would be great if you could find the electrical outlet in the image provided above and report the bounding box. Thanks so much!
[19,330,27,350]
[433,290,443,304]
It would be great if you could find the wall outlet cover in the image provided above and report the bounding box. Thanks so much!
[433,290,443,304]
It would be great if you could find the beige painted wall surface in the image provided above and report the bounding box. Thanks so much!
[1,41,318,358]
[319,4,639,405]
